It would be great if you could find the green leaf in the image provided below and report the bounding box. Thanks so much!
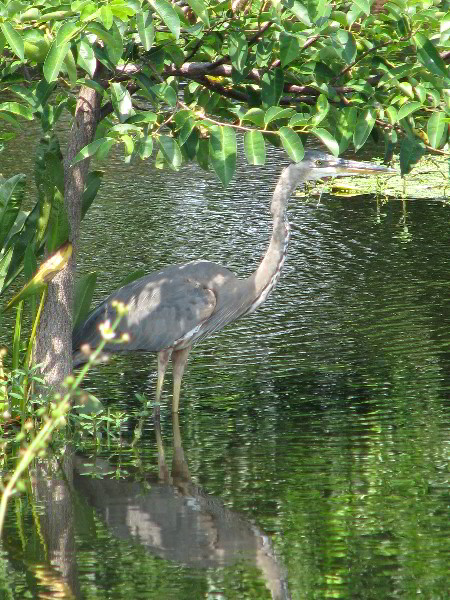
[228,30,248,74]
[0,174,26,251]
[278,127,304,162]
[0,248,13,294]
[287,1,311,26]
[3,243,72,312]
[138,135,154,159]
[149,0,180,39]
[244,130,266,165]
[261,68,284,108]
[397,101,422,121]
[64,48,78,86]
[56,21,79,46]
[47,188,69,253]
[74,272,98,329]
[43,40,70,83]
[353,108,376,151]
[72,138,115,164]
[352,0,370,16]
[178,117,196,146]
[82,171,103,219]
[0,22,24,61]
[311,128,339,156]
[186,0,209,26]
[197,137,209,170]
[311,93,329,126]
[264,107,295,126]
[111,82,134,122]
[242,108,265,127]
[427,112,447,149]
[332,30,357,64]
[151,83,177,107]
[414,33,449,80]
[0,102,33,120]
[88,21,123,66]
[77,38,97,77]
[399,137,426,176]
[279,32,300,68]
[136,10,154,51]
[2,203,41,295]
[100,5,114,29]
[209,126,237,187]
[386,106,397,124]
[158,135,182,170]
[332,106,357,154]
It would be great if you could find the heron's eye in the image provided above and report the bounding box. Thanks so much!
[315,159,325,167]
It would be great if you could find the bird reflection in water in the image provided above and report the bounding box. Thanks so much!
[73,415,291,600]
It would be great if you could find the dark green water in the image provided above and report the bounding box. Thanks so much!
[1,142,449,599]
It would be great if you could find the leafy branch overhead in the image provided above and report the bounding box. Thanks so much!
[1,0,450,184]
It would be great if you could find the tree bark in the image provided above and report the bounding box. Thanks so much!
[35,85,101,393]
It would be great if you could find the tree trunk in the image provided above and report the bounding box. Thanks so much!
[35,85,101,393]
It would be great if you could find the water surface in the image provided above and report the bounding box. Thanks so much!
[1,141,449,599]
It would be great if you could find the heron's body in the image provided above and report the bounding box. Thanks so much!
[73,151,394,412]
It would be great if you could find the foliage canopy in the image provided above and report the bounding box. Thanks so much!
[1,0,449,184]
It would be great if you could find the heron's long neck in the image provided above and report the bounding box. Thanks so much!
[246,165,300,312]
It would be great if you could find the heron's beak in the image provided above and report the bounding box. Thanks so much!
[335,158,397,176]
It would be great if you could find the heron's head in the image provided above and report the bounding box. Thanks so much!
[293,149,396,182]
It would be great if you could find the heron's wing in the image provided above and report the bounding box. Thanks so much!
[73,275,216,359]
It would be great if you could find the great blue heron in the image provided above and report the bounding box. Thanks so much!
[73,150,394,412]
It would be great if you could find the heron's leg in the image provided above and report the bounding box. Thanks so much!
[155,349,172,416]
[171,346,191,413]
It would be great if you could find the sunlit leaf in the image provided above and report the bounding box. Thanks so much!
[209,125,237,187]
[0,102,33,120]
[397,101,422,121]
[0,22,24,60]
[352,0,370,16]
[77,38,97,77]
[353,108,376,151]
[4,243,72,312]
[111,82,134,122]
[286,1,311,26]
[149,0,180,39]
[264,107,295,125]
[158,135,182,170]
[427,112,447,149]
[87,21,123,66]
[311,128,339,156]
[414,33,449,81]
[332,30,357,64]
[242,108,265,127]
[138,135,153,159]
[278,127,304,162]
[100,5,114,29]
[136,10,154,51]
[72,138,115,164]
[244,130,266,165]
[43,40,70,82]
[311,93,329,126]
